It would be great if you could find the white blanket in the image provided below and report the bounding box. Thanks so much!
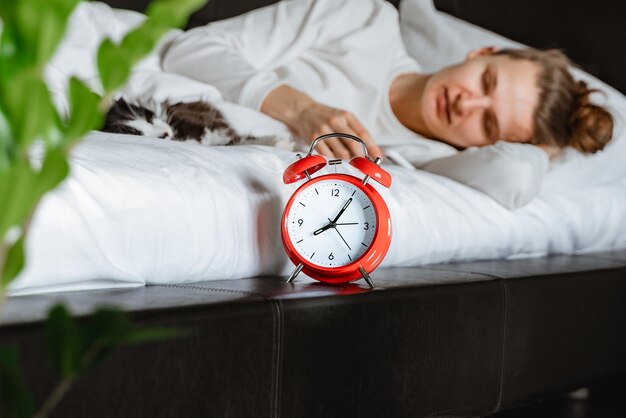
[7,2,626,295]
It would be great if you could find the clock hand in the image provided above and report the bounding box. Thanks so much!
[335,222,358,226]
[333,227,351,251]
[313,223,333,236]
[330,198,353,224]
[314,199,353,236]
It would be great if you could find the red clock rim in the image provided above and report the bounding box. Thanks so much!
[281,173,391,283]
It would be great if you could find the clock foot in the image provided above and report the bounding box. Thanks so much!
[287,263,304,283]
[359,266,375,288]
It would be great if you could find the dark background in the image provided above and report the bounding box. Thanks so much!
[434,0,626,94]
[103,0,626,94]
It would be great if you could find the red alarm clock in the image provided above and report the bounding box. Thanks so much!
[281,133,392,288]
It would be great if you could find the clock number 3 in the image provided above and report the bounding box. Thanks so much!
[364,222,369,230]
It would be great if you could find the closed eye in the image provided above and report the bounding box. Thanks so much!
[481,66,500,142]
[481,65,497,95]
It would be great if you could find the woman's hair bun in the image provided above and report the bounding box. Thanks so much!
[570,80,614,154]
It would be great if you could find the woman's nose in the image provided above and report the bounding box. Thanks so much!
[454,95,492,116]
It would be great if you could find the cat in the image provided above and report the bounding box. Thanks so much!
[101,98,293,150]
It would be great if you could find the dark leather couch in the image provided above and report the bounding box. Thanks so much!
[2,1,625,417]
[2,251,626,417]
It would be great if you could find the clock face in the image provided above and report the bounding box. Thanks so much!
[286,178,377,268]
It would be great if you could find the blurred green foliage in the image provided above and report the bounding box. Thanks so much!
[0,305,191,418]
[0,0,205,416]
[0,0,205,287]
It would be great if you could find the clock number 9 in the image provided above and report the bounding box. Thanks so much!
[298,219,303,226]
[332,189,339,197]
[328,252,334,260]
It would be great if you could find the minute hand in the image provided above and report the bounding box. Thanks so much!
[331,198,352,223]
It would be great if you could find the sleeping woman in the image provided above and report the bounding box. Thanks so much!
[160,0,613,209]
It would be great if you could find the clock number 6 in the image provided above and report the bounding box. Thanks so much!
[328,252,334,260]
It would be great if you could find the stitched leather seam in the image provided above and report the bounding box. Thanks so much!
[165,283,284,417]
[414,266,499,279]
[270,299,277,418]
[270,299,284,418]
[492,279,508,413]
[578,254,626,265]
[163,283,264,297]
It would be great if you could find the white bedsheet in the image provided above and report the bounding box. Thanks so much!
[7,1,626,295]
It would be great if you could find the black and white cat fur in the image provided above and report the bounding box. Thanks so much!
[102,98,293,150]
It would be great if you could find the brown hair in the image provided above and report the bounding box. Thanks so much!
[496,48,614,154]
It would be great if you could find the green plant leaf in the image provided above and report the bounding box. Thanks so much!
[0,150,67,283]
[34,147,70,198]
[2,70,56,148]
[0,23,20,83]
[46,307,188,379]
[0,0,17,22]
[84,309,131,342]
[65,77,104,142]
[79,309,190,369]
[145,0,206,28]
[1,234,24,288]
[78,309,131,370]
[96,38,133,94]
[14,0,81,69]
[0,104,12,170]
[0,172,9,240]
[97,0,205,94]
[0,160,37,243]
[45,305,82,378]
[0,347,35,418]
[119,326,192,344]
[120,22,162,60]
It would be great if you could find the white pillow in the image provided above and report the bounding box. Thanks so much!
[399,0,626,190]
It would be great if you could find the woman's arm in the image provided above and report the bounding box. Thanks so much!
[261,85,382,159]
[162,0,391,109]
[162,0,396,159]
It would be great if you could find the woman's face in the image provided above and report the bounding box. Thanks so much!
[421,48,541,148]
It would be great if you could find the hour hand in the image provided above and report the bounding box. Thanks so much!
[313,223,333,236]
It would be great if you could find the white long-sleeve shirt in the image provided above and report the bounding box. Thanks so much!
[161,0,549,209]
[161,0,458,163]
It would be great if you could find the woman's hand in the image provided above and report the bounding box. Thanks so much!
[295,102,382,160]
[261,84,382,160]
